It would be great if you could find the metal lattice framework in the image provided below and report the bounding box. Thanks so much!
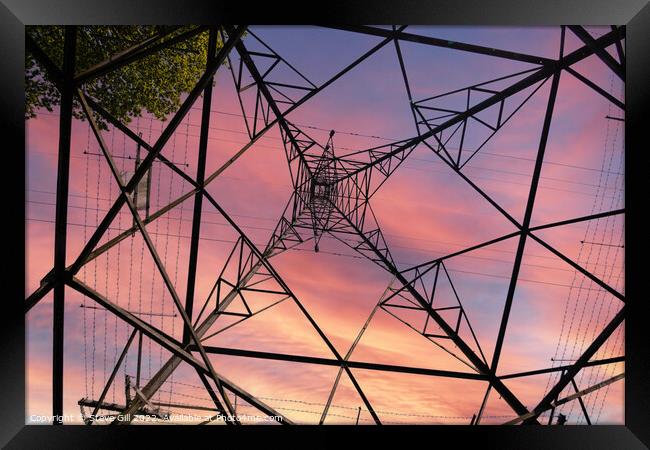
[25,24,625,425]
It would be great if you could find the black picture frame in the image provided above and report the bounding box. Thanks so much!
[3,0,648,447]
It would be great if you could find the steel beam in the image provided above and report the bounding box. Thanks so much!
[474,384,491,425]
[506,372,624,425]
[26,25,627,427]
[555,372,624,408]
[611,25,625,66]
[499,356,625,380]
[337,27,625,183]
[52,26,76,425]
[74,26,207,85]
[522,306,625,424]
[231,33,385,424]
[195,370,232,425]
[183,27,218,344]
[320,289,387,424]
[25,32,64,86]
[325,199,534,420]
[528,208,625,233]
[67,276,291,424]
[67,26,245,280]
[25,26,246,313]
[490,68,562,373]
[571,378,592,425]
[77,88,238,419]
[114,219,299,424]
[194,345,487,380]
[229,28,314,180]
[328,25,555,65]
[24,24,398,312]
[86,329,138,424]
[568,26,625,81]
[565,66,625,111]
[529,233,625,302]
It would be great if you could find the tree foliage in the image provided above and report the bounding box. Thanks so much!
[26,26,222,128]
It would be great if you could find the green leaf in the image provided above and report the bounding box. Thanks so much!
[26,26,225,129]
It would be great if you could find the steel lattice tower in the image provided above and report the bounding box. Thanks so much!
[25,25,625,425]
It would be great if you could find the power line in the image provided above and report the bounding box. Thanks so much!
[26,197,624,272]
[31,110,625,181]
[28,146,624,197]
[26,216,622,293]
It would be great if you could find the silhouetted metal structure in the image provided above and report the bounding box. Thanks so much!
[25,24,625,425]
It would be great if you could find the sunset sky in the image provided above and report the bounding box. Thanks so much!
[25,26,625,425]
